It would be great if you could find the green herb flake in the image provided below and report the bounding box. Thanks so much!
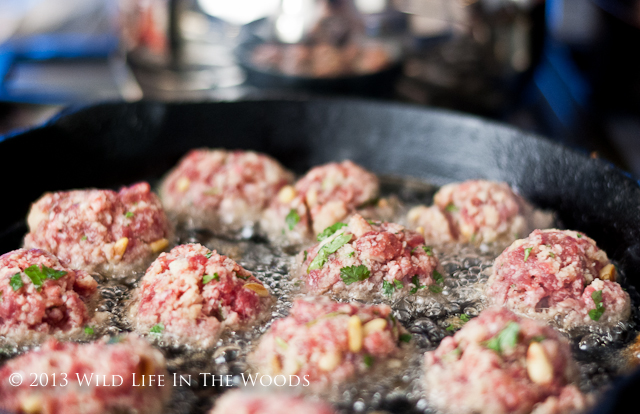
[485,322,520,354]
[150,323,165,334]
[422,246,433,256]
[577,234,583,238]
[203,273,219,284]
[41,265,67,280]
[24,265,46,290]
[84,326,94,335]
[460,313,471,322]
[285,209,300,231]
[531,335,546,342]
[317,222,348,241]
[445,203,458,212]
[81,235,88,241]
[206,251,213,259]
[363,354,374,368]
[9,273,23,291]
[382,280,394,296]
[340,265,371,285]
[511,284,517,289]
[399,333,412,343]
[307,233,352,272]
[588,290,606,321]
[433,270,444,285]
[523,247,533,262]
[275,337,289,349]
[393,279,404,289]
[125,211,134,218]
[446,324,456,331]
[549,252,555,258]
[429,285,443,293]
[303,250,308,261]
[410,275,425,294]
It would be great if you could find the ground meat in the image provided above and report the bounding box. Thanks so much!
[487,229,630,329]
[297,214,441,300]
[130,243,272,347]
[408,180,532,244]
[24,182,172,278]
[0,334,170,414]
[424,307,593,414]
[209,391,336,414]
[0,249,97,342]
[160,149,293,231]
[248,297,408,390]
[261,160,379,242]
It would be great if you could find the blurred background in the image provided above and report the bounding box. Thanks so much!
[0,0,639,175]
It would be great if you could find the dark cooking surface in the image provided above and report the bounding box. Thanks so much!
[1,98,640,413]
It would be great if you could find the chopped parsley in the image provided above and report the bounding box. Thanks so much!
[399,333,412,343]
[317,222,347,241]
[577,234,583,238]
[433,270,444,285]
[382,280,394,296]
[445,203,458,212]
[460,313,471,322]
[446,324,456,331]
[150,323,165,334]
[125,211,134,218]
[202,273,219,284]
[588,290,606,321]
[363,354,374,368]
[523,247,533,262]
[303,250,308,261]
[81,235,88,241]
[24,265,67,290]
[9,273,23,291]
[549,252,555,258]
[84,326,94,335]
[340,265,370,285]
[285,209,300,231]
[394,279,403,289]
[410,275,426,294]
[429,285,443,293]
[307,233,352,272]
[423,246,433,256]
[206,251,213,259]
[485,322,520,353]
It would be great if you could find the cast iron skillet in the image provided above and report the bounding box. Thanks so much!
[1,98,639,413]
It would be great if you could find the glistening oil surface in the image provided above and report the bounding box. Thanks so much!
[2,176,639,414]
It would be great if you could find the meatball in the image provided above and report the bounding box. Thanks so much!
[248,297,408,390]
[487,229,630,329]
[209,391,336,414]
[261,160,379,242]
[0,249,97,342]
[0,334,170,414]
[129,243,272,347]
[298,214,442,300]
[24,182,172,278]
[159,149,293,231]
[423,307,593,414]
[408,180,530,244]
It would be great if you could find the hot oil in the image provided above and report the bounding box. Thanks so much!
[2,176,639,414]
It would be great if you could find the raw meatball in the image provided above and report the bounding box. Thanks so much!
[423,307,593,414]
[248,297,409,390]
[487,229,630,329]
[408,180,532,244]
[160,149,293,231]
[209,391,336,414]
[298,214,442,300]
[0,334,170,414]
[129,243,272,347]
[261,160,379,242]
[0,248,97,342]
[24,182,172,278]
